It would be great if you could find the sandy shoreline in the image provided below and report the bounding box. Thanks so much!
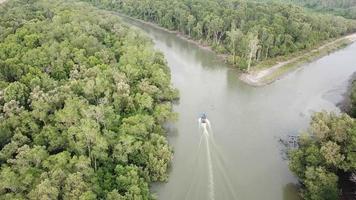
[119,13,356,87]
[1,6,355,87]
[239,33,356,86]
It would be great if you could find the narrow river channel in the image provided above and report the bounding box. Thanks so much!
[121,16,356,200]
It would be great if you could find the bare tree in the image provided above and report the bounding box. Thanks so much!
[247,33,259,73]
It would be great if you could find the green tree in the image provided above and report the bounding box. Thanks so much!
[0,0,177,198]
[93,0,356,70]
[3,82,29,106]
[288,112,356,199]
[303,167,339,200]
[247,33,259,72]
[227,24,243,65]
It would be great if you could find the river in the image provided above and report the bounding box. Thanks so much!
[121,17,356,200]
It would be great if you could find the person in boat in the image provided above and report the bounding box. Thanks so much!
[200,113,207,123]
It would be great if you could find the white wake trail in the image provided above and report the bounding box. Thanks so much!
[208,136,239,200]
[201,119,239,200]
[205,131,215,200]
[201,119,215,200]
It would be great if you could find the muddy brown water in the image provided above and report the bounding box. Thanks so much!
[121,16,356,200]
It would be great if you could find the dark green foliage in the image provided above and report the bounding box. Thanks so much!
[288,112,356,199]
[350,80,356,117]
[84,0,356,71]
[0,0,178,199]
[260,0,356,19]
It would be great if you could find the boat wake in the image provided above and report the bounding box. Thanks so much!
[188,118,238,200]
[199,119,214,200]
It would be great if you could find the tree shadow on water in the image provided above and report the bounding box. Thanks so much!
[283,183,301,200]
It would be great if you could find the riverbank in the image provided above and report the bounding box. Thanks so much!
[118,13,356,87]
[338,72,356,113]
[117,13,216,53]
[336,73,356,200]
[114,9,356,200]
[240,33,356,86]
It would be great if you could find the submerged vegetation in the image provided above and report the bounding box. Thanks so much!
[84,0,356,71]
[0,0,178,199]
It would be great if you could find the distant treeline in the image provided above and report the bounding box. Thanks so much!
[285,0,356,19]
[84,0,356,71]
[271,0,356,19]
[0,0,177,199]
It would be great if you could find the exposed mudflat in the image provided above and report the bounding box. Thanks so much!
[240,33,356,87]
[121,15,356,200]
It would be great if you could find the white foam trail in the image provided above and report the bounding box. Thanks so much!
[209,137,239,200]
[206,119,211,130]
[199,119,215,200]
[200,119,239,200]
[204,130,215,200]
[199,119,211,133]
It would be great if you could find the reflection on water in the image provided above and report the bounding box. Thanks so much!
[121,16,356,200]
[283,183,301,200]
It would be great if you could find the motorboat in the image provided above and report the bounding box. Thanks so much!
[199,113,208,124]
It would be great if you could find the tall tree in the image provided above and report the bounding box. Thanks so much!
[247,33,259,73]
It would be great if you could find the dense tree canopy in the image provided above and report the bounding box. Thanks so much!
[84,0,356,71]
[350,80,356,117]
[288,112,356,199]
[259,0,356,19]
[0,0,178,199]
